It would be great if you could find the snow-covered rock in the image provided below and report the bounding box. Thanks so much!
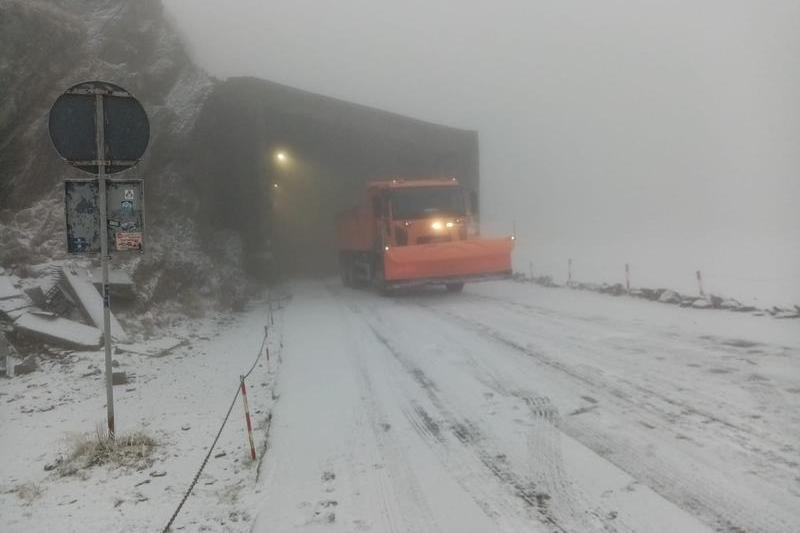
[658,290,682,304]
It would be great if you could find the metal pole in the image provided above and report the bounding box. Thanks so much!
[568,258,573,286]
[625,263,630,293]
[696,270,705,297]
[96,93,115,439]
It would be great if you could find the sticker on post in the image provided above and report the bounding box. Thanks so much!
[116,232,143,251]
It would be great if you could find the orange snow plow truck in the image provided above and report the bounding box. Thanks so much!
[336,178,514,293]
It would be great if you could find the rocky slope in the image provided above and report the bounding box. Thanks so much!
[0,0,250,308]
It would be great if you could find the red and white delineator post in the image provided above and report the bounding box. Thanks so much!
[625,263,631,293]
[240,376,257,461]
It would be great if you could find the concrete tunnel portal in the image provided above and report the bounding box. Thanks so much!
[190,78,480,278]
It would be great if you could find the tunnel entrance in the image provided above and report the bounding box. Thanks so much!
[190,78,479,278]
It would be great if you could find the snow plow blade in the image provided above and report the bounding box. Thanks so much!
[384,237,514,287]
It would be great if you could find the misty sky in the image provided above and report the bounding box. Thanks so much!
[164,0,799,303]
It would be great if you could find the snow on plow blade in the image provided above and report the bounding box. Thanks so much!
[384,237,514,286]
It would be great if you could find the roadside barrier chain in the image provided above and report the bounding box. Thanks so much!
[161,328,270,533]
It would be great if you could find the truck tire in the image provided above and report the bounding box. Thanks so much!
[445,282,465,293]
[372,256,392,296]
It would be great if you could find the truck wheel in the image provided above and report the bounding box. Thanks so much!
[445,282,464,293]
[372,257,392,296]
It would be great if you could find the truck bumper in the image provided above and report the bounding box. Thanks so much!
[383,237,514,286]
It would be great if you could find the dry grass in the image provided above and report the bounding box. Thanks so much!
[58,427,156,476]
[15,482,42,505]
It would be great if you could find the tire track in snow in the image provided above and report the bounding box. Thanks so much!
[353,292,628,533]
[334,289,441,533]
[418,302,796,533]
[454,293,797,455]
[430,296,800,468]
[346,298,586,533]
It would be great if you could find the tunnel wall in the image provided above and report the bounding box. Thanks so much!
[189,77,479,276]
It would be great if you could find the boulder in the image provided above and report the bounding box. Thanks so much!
[720,298,742,310]
[658,290,682,304]
[608,283,626,296]
[638,288,661,301]
[692,299,712,309]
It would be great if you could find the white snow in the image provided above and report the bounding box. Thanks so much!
[0,275,23,301]
[2,280,798,532]
[115,337,186,358]
[13,313,102,349]
[0,301,280,533]
[63,269,130,343]
[252,280,800,532]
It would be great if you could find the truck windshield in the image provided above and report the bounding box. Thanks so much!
[390,187,465,220]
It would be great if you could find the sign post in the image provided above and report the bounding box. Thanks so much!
[95,92,116,436]
[49,81,149,439]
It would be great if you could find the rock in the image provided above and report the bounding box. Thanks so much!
[720,298,742,310]
[692,299,712,309]
[636,288,659,300]
[709,295,723,308]
[149,470,167,478]
[81,367,101,378]
[181,424,191,431]
[44,458,62,471]
[774,311,799,319]
[609,283,626,296]
[598,283,626,296]
[214,451,227,458]
[14,355,38,375]
[112,371,129,385]
[658,290,682,304]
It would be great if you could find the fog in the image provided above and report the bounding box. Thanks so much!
[164,0,799,305]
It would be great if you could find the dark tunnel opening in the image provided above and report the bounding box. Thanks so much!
[189,78,480,279]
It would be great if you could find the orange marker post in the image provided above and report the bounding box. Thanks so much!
[240,376,257,461]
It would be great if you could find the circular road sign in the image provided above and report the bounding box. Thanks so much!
[49,80,149,174]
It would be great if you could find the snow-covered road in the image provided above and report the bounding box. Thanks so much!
[253,280,800,533]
